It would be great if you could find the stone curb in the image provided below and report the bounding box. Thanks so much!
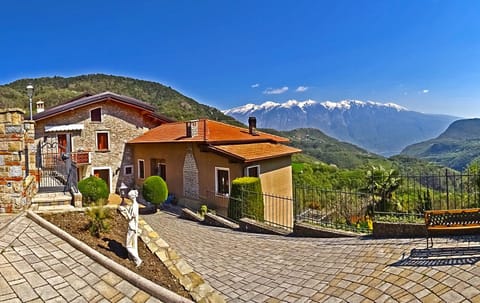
[26,210,193,303]
[138,216,226,303]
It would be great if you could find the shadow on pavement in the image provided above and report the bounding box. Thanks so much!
[391,246,480,267]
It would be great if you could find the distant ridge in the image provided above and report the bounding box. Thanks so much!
[224,99,458,156]
[401,118,480,171]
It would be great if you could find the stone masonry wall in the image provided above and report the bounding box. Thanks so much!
[34,100,160,193]
[183,148,199,199]
[0,109,36,213]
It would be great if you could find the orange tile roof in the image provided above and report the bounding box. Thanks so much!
[208,143,301,162]
[129,119,290,144]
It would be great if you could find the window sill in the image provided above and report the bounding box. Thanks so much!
[95,150,110,153]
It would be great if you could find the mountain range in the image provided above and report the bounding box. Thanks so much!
[223,100,459,156]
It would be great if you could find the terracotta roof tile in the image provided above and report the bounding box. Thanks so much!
[129,119,290,144]
[209,143,301,162]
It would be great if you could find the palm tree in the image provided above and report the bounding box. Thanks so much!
[366,165,401,212]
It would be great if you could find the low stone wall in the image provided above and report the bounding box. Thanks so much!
[238,218,291,236]
[293,222,361,238]
[203,213,239,230]
[180,208,204,222]
[373,222,426,238]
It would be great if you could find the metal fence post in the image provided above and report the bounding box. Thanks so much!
[445,169,449,209]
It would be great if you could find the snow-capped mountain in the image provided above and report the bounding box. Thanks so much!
[223,100,458,156]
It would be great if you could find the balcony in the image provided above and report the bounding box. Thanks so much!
[71,151,91,165]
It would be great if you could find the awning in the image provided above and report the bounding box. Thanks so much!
[45,124,84,133]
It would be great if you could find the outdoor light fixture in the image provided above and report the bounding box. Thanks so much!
[120,182,128,206]
[26,84,34,120]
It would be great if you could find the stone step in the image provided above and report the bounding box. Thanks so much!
[36,204,75,212]
[32,192,72,207]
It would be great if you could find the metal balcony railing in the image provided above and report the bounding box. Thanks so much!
[71,151,91,165]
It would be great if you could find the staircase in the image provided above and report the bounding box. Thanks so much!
[31,192,74,212]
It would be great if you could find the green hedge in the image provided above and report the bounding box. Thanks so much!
[78,176,109,205]
[142,176,168,205]
[228,177,264,221]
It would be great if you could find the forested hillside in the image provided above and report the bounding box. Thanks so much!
[264,128,387,169]
[401,119,480,171]
[0,74,239,124]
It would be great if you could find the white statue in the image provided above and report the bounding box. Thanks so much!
[119,189,142,267]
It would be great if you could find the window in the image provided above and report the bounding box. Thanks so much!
[246,165,260,177]
[96,131,109,151]
[215,167,230,196]
[124,165,133,176]
[91,108,101,122]
[138,160,145,179]
[151,159,166,181]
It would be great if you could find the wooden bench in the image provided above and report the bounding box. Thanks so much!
[424,208,480,248]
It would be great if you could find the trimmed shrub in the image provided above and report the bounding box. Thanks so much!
[228,177,264,221]
[142,176,168,205]
[78,176,109,205]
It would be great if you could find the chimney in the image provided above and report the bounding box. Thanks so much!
[248,116,257,135]
[36,100,44,113]
[186,120,199,138]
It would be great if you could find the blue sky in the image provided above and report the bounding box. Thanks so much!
[1,0,480,117]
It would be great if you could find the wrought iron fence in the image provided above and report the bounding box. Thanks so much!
[221,170,480,234]
[36,141,78,193]
[36,146,68,192]
[231,186,372,233]
[294,186,372,233]
[229,189,295,231]
[372,170,480,223]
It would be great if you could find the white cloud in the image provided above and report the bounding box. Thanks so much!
[251,83,260,88]
[296,86,308,92]
[422,89,429,94]
[263,86,288,95]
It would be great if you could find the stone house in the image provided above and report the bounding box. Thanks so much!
[128,118,301,215]
[33,92,173,193]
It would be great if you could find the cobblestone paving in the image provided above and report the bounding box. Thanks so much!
[144,211,480,303]
[0,213,163,303]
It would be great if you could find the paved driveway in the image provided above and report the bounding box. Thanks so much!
[144,211,480,303]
